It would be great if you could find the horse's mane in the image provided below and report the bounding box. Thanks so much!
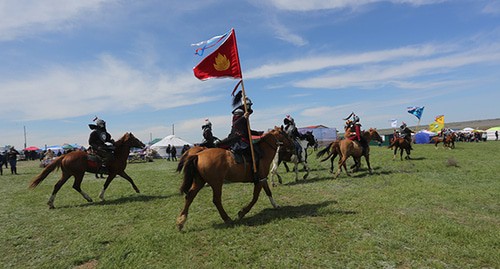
[113,132,131,148]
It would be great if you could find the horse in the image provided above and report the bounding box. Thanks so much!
[175,127,290,231]
[334,128,383,179]
[432,132,456,149]
[29,132,145,209]
[316,138,341,174]
[388,137,412,160]
[270,131,316,185]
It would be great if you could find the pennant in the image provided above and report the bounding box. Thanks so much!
[435,115,444,124]
[390,119,398,128]
[407,106,424,120]
[191,30,230,56]
[193,29,242,80]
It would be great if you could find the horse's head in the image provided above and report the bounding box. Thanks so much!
[303,131,315,147]
[123,132,146,149]
[267,126,294,153]
[368,128,383,143]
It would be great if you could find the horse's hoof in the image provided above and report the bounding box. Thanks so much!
[48,204,55,209]
[176,215,186,231]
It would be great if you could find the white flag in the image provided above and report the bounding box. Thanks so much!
[390,119,398,128]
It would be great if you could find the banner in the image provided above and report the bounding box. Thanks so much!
[193,29,242,80]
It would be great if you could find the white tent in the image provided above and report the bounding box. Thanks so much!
[150,135,192,158]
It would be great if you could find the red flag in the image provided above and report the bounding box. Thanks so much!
[193,29,242,80]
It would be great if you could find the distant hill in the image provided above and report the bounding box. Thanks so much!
[375,118,500,135]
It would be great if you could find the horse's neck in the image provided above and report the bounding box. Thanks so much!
[114,141,131,161]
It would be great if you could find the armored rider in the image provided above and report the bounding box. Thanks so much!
[343,112,368,154]
[88,117,115,162]
[283,115,303,162]
[201,118,217,148]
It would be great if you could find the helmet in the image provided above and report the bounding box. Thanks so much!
[233,108,244,115]
[94,118,106,128]
[352,114,359,123]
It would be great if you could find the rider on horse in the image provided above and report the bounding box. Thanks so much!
[88,117,115,162]
[200,118,217,148]
[283,115,304,162]
[216,91,263,183]
[343,112,368,154]
[217,91,263,157]
[399,121,414,149]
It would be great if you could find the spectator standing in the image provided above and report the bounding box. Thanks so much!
[166,145,171,161]
[170,146,177,161]
[7,147,20,174]
[0,152,5,175]
[496,130,498,141]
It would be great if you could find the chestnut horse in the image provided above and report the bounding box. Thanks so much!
[388,137,413,160]
[334,128,383,179]
[316,139,341,173]
[432,133,456,149]
[29,132,145,209]
[175,127,289,231]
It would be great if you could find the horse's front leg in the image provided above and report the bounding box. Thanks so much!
[118,171,141,193]
[238,181,264,220]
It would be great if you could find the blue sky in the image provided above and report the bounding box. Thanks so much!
[2,0,500,149]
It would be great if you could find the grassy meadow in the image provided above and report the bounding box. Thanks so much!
[1,141,499,268]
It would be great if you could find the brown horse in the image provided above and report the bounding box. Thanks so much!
[432,133,456,149]
[334,128,383,179]
[388,137,413,160]
[29,132,145,209]
[175,127,289,231]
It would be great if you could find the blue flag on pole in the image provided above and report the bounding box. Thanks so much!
[407,106,424,120]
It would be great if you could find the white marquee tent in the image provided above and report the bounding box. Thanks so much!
[150,135,192,158]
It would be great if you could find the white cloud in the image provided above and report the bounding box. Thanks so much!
[246,44,441,79]
[482,2,500,15]
[0,0,111,41]
[269,19,308,46]
[0,54,222,121]
[294,46,500,89]
[265,0,447,11]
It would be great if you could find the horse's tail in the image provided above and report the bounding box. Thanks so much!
[316,142,333,158]
[176,152,188,173]
[180,155,198,195]
[29,156,63,189]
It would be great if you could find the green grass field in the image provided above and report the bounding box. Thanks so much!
[1,142,499,268]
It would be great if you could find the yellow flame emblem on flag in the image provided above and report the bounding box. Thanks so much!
[213,53,230,71]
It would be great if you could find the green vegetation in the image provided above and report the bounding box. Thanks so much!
[1,142,499,268]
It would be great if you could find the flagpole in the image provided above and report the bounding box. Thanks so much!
[415,118,421,132]
[239,80,258,175]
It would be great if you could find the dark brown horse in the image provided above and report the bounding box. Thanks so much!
[334,128,383,179]
[175,127,289,231]
[388,137,413,160]
[29,132,145,209]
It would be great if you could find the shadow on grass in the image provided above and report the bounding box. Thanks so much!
[214,200,357,229]
[57,194,174,209]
